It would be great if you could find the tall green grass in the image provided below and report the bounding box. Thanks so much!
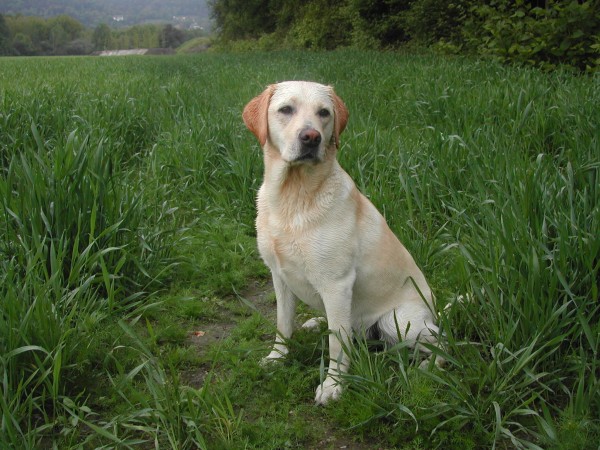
[0,58,188,447]
[0,51,598,448]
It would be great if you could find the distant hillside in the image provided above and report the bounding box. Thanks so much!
[0,0,211,28]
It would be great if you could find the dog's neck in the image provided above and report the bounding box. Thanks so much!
[263,143,338,183]
[261,144,343,226]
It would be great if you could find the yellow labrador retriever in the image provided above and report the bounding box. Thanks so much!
[243,81,440,405]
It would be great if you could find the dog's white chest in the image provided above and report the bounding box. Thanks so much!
[280,268,325,312]
[259,230,326,311]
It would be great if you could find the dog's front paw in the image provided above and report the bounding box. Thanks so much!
[260,349,288,367]
[314,377,342,405]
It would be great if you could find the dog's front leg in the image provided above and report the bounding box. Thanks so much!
[315,283,353,405]
[263,273,297,364]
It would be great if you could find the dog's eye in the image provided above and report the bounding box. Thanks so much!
[318,108,331,118]
[278,106,293,115]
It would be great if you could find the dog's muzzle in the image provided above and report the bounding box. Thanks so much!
[296,128,322,161]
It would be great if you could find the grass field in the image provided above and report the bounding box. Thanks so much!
[0,50,598,449]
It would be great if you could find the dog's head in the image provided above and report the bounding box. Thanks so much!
[243,81,349,164]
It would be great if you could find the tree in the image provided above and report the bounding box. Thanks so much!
[287,0,352,49]
[49,22,68,54]
[6,15,49,54]
[210,0,277,41]
[92,23,112,51]
[64,38,93,55]
[0,14,12,55]
[161,24,185,48]
[348,0,412,47]
[12,32,35,55]
[50,15,85,41]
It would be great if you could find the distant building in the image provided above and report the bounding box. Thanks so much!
[97,49,148,56]
[94,48,176,56]
[112,16,124,22]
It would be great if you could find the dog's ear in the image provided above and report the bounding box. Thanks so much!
[243,85,275,147]
[330,90,349,148]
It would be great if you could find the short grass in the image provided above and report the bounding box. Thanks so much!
[0,50,598,449]
[176,36,212,54]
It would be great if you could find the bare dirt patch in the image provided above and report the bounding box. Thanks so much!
[179,280,385,449]
[181,279,274,388]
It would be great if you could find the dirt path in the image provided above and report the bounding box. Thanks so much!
[181,280,383,450]
[181,279,274,388]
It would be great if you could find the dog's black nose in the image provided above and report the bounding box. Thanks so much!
[299,128,321,148]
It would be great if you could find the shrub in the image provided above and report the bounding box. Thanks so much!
[287,0,353,49]
[349,0,412,48]
[405,0,473,46]
[464,0,600,71]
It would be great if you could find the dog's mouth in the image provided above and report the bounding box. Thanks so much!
[289,148,322,165]
[284,140,324,164]
[296,147,318,161]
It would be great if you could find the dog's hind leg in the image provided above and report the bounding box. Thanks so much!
[376,303,444,368]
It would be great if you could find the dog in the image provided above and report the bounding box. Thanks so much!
[243,81,441,405]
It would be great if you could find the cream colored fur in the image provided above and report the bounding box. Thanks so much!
[243,81,441,405]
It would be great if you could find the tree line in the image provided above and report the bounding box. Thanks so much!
[0,14,204,56]
[210,0,599,71]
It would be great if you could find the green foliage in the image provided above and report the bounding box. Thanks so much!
[349,0,413,47]
[3,14,87,55]
[91,23,111,50]
[287,0,353,49]
[210,0,599,71]
[176,36,212,53]
[91,23,179,52]
[5,15,47,54]
[209,0,277,41]
[1,12,206,55]
[109,23,162,50]
[405,0,472,46]
[0,13,10,54]
[161,24,186,48]
[464,0,600,71]
[11,31,34,55]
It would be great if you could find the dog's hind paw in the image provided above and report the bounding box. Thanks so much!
[301,316,327,331]
[418,354,446,370]
[315,377,342,405]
